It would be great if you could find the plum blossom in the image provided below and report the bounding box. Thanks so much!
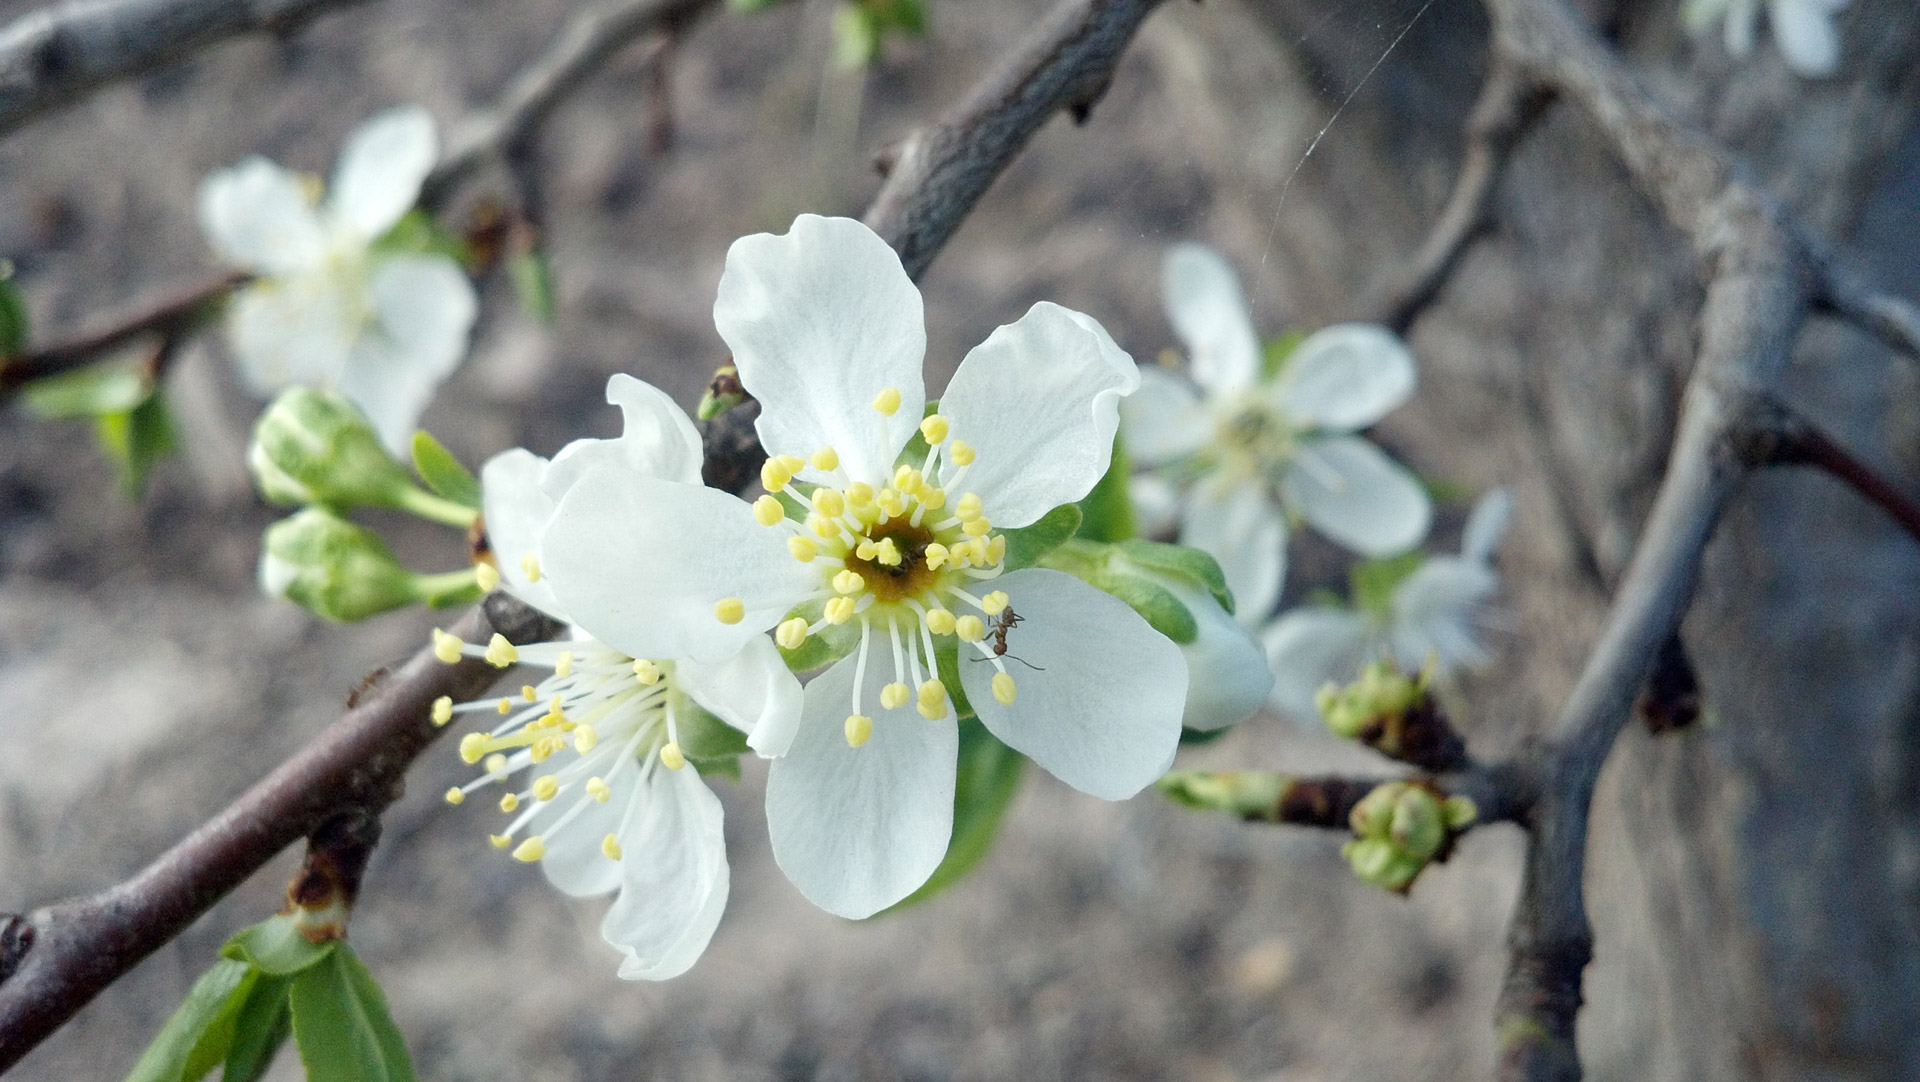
[1121,243,1431,628]
[539,214,1188,919]
[432,373,800,980]
[1261,489,1511,724]
[200,106,477,451]
[1682,0,1848,78]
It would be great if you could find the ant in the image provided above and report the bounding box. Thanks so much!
[969,606,1044,671]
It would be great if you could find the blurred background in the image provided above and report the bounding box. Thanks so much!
[1,0,1918,1079]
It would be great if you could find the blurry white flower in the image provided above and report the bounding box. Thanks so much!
[1683,0,1848,78]
[1122,243,1431,627]
[200,106,477,451]
[1261,489,1511,724]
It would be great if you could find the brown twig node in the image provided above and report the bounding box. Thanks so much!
[1357,693,1472,774]
[284,813,382,942]
[1634,633,1700,735]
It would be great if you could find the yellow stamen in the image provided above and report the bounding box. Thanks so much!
[811,515,841,540]
[773,454,805,476]
[714,597,746,624]
[982,591,1010,616]
[949,440,976,466]
[484,753,508,776]
[993,672,1018,705]
[920,414,950,444]
[431,696,453,726]
[925,608,957,635]
[522,684,537,702]
[845,714,873,747]
[956,615,986,642]
[573,726,598,754]
[788,536,819,562]
[512,837,546,863]
[761,458,793,493]
[532,776,560,802]
[893,465,923,494]
[955,493,983,520]
[459,733,488,764]
[475,562,501,592]
[556,651,573,678]
[824,596,857,624]
[633,659,662,685]
[602,834,623,860]
[917,680,948,720]
[444,787,465,805]
[521,553,543,583]
[967,537,992,566]
[660,742,687,770]
[812,446,840,471]
[586,777,612,802]
[497,698,512,715]
[880,682,911,710]
[846,482,875,508]
[833,570,866,595]
[874,537,902,567]
[776,617,810,650]
[855,538,878,561]
[753,494,786,526]
[924,543,950,571]
[872,387,902,416]
[813,488,846,518]
[489,834,512,850]
[431,628,464,664]
[919,487,947,510]
[986,534,1007,566]
[962,517,994,537]
[499,793,521,813]
[484,634,519,667]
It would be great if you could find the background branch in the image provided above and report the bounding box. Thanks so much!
[0,272,244,398]
[1817,258,1920,364]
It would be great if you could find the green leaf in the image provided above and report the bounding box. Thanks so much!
[222,976,292,1082]
[932,636,975,721]
[409,431,481,510]
[222,915,334,977]
[95,389,177,498]
[832,2,881,67]
[1113,539,1233,613]
[1349,551,1424,617]
[510,247,556,325]
[21,364,149,419]
[1261,330,1306,381]
[0,272,27,357]
[288,946,416,1082]
[727,0,782,10]
[371,209,469,264]
[122,958,252,1082]
[884,718,1024,912]
[999,504,1082,571]
[1101,574,1198,645]
[1074,431,1136,543]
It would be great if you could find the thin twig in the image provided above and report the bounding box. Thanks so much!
[1816,257,1920,365]
[0,596,562,1072]
[0,0,370,137]
[1730,395,1920,545]
[0,271,245,398]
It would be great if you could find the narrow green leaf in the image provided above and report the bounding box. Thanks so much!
[289,947,416,1082]
[21,364,148,419]
[999,503,1082,571]
[1074,431,1136,543]
[96,388,177,497]
[122,958,252,1082]
[335,945,418,1082]
[222,976,292,1082]
[1113,539,1233,613]
[409,431,482,510]
[884,718,1024,912]
[222,915,334,977]
[510,248,556,325]
[0,273,28,356]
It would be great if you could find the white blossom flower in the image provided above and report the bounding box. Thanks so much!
[538,214,1188,919]
[1683,0,1848,78]
[1261,489,1511,724]
[1122,243,1431,627]
[200,106,478,451]
[430,373,801,980]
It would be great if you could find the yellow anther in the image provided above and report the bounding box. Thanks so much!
[555,651,573,678]
[956,615,986,642]
[776,617,810,651]
[962,516,994,537]
[823,596,856,624]
[917,680,948,720]
[925,608,957,635]
[846,482,875,508]
[484,753,508,776]
[459,733,488,764]
[475,562,501,592]
[521,552,543,583]
[533,776,560,802]
[484,634,519,668]
[753,494,786,526]
[992,672,1018,705]
[773,454,805,476]
[497,698,512,715]
[573,726,598,754]
[982,591,1010,616]
[919,487,947,511]
[812,446,841,471]
[499,793,521,813]
[787,536,819,562]
[878,490,907,518]
[444,787,465,805]
[872,387,902,416]
[586,777,612,803]
[659,743,688,771]
[893,465,923,494]
[924,543,949,571]
[811,515,842,540]
[633,659,661,685]
[855,538,878,561]
[833,570,866,595]
[489,834,512,850]
[760,458,793,493]
[949,440,976,466]
[431,628,464,665]
[845,714,874,747]
[920,414,950,444]
[522,684,537,702]
[880,682,911,710]
[714,598,746,624]
[602,834,623,860]
[431,696,453,726]
[874,537,903,567]
[812,488,846,518]
[512,837,547,863]
[955,492,983,519]
[985,535,1006,566]
[529,738,557,764]
[967,537,992,566]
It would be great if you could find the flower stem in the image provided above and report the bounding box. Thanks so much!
[412,568,483,609]
[390,484,480,529]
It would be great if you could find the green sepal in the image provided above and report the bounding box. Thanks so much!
[0,269,26,356]
[671,694,750,761]
[410,431,482,510]
[1177,724,1232,746]
[1348,551,1424,617]
[1074,431,1136,543]
[1261,330,1306,382]
[222,914,335,977]
[19,361,150,419]
[1097,572,1197,645]
[932,636,976,721]
[371,208,469,264]
[510,247,557,325]
[775,598,861,672]
[287,944,417,1082]
[999,503,1082,571]
[1112,539,1232,613]
[691,755,742,782]
[882,718,1024,912]
[121,958,254,1082]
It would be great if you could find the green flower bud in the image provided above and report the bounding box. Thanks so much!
[249,388,420,510]
[1343,780,1473,894]
[1316,659,1426,740]
[259,508,478,621]
[696,364,748,420]
[1388,785,1446,862]
[1156,770,1288,819]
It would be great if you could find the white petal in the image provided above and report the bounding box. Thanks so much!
[1259,607,1375,723]
[1460,487,1514,566]
[542,374,707,500]
[600,763,730,981]
[1389,558,1499,672]
[766,652,958,918]
[958,568,1185,800]
[199,157,327,274]
[1180,477,1287,627]
[531,756,639,898]
[1283,436,1431,557]
[335,254,477,451]
[1725,0,1760,55]
[1120,365,1210,466]
[1273,323,1416,432]
[542,468,815,664]
[328,106,437,239]
[1128,473,1181,540]
[1162,243,1262,396]
[715,215,925,485]
[677,635,804,758]
[1160,577,1273,732]
[1769,0,1840,76]
[479,448,566,618]
[227,276,357,396]
[938,303,1139,528]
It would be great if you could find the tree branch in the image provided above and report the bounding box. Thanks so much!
[1816,257,1920,365]
[0,0,370,137]
[0,272,244,398]
[1730,394,1920,545]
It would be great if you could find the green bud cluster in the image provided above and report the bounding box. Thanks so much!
[1341,781,1477,893]
[1155,770,1289,820]
[1316,659,1427,740]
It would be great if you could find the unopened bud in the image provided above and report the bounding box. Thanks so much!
[249,388,417,509]
[696,364,747,420]
[259,508,474,621]
[1342,780,1471,894]
[1317,660,1426,740]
